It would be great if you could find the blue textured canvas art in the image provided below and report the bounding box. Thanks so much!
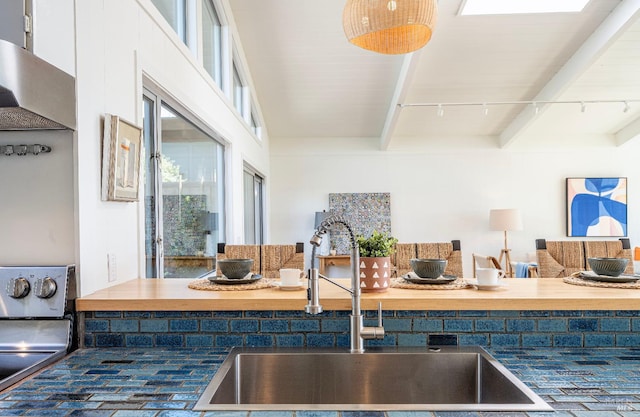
[566,177,627,237]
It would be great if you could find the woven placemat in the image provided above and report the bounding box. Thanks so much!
[563,273,640,289]
[390,277,470,290]
[188,277,276,291]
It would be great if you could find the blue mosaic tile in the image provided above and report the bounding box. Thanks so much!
[569,318,599,332]
[489,310,520,317]
[249,412,294,417]
[521,311,551,317]
[444,319,473,332]
[396,310,426,317]
[413,318,443,332]
[154,311,184,318]
[307,333,335,348]
[85,320,109,332]
[95,333,124,347]
[94,311,123,318]
[275,334,304,347]
[126,334,154,348]
[554,334,583,347]
[246,334,274,347]
[378,318,412,331]
[275,310,304,318]
[522,334,552,347]
[491,334,520,347]
[507,319,536,332]
[459,334,488,346]
[215,334,243,347]
[156,334,184,347]
[200,319,229,333]
[537,319,567,332]
[296,412,340,417]
[212,311,243,318]
[290,319,320,332]
[336,333,351,348]
[398,333,427,346]
[244,311,273,318]
[230,320,259,333]
[459,310,488,317]
[617,334,640,347]
[140,319,169,332]
[260,319,289,333]
[428,311,457,317]
[124,311,153,318]
[185,335,213,347]
[584,334,615,347]
[365,334,396,346]
[170,319,199,332]
[475,319,505,332]
[321,319,349,333]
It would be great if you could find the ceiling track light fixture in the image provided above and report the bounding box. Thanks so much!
[399,99,640,115]
[343,0,438,55]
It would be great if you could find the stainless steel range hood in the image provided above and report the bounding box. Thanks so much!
[0,39,76,130]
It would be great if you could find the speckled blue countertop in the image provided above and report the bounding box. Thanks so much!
[1,347,639,417]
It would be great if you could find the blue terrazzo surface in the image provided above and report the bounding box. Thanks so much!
[1,347,639,416]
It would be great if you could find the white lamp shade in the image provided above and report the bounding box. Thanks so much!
[489,209,523,231]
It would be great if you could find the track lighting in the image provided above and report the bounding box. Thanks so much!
[399,99,640,114]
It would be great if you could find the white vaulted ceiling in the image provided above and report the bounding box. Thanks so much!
[229,0,640,150]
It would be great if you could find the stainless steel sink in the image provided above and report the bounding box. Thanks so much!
[194,346,552,411]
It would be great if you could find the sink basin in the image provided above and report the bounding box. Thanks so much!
[194,346,552,411]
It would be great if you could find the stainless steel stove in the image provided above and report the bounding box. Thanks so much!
[0,265,76,391]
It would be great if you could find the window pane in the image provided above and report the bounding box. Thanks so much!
[152,0,187,43]
[232,63,244,115]
[202,0,222,87]
[243,171,256,244]
[160,104,224,278]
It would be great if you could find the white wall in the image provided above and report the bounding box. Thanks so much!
[269,137,640,277]
[71,0,270,295]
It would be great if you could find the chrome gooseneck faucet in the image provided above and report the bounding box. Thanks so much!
[306,215,385,353]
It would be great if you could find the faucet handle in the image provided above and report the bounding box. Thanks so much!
[377,302,383,327]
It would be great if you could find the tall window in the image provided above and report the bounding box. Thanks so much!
[151,0,187,43]
[243,165,264,245]
[144,88,225,278]
[202,0,223,88]
[232,61,245,116]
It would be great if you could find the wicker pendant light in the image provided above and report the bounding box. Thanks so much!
[343,0,438,55]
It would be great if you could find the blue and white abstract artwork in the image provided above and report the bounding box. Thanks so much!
[566,177,627,237]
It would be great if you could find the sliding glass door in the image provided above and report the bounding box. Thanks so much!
[144,89,225,278]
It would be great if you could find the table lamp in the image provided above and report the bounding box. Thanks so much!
[489,208,523,277]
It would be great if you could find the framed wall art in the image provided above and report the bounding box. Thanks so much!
[102,114,143,202]
[566,177,627,237]
[328,192,391,254]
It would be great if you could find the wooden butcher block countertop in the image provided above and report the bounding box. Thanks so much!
[75,277,640,311]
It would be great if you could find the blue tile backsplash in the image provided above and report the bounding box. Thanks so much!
[81,310,640,349]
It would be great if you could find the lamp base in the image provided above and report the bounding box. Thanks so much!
[498,248,514,278]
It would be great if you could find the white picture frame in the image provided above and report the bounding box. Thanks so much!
[102,114,143,202]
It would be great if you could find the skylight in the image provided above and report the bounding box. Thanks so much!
[459,0,590,16]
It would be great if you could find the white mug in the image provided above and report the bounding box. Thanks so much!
[279,268,303,286]
[476,267,505,285]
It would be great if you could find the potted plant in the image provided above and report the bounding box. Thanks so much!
[356,230,398,292]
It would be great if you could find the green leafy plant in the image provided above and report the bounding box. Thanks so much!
[356,230,398,257]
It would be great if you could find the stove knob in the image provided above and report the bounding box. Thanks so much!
[7,277,30,298]
[35,277,57,299]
